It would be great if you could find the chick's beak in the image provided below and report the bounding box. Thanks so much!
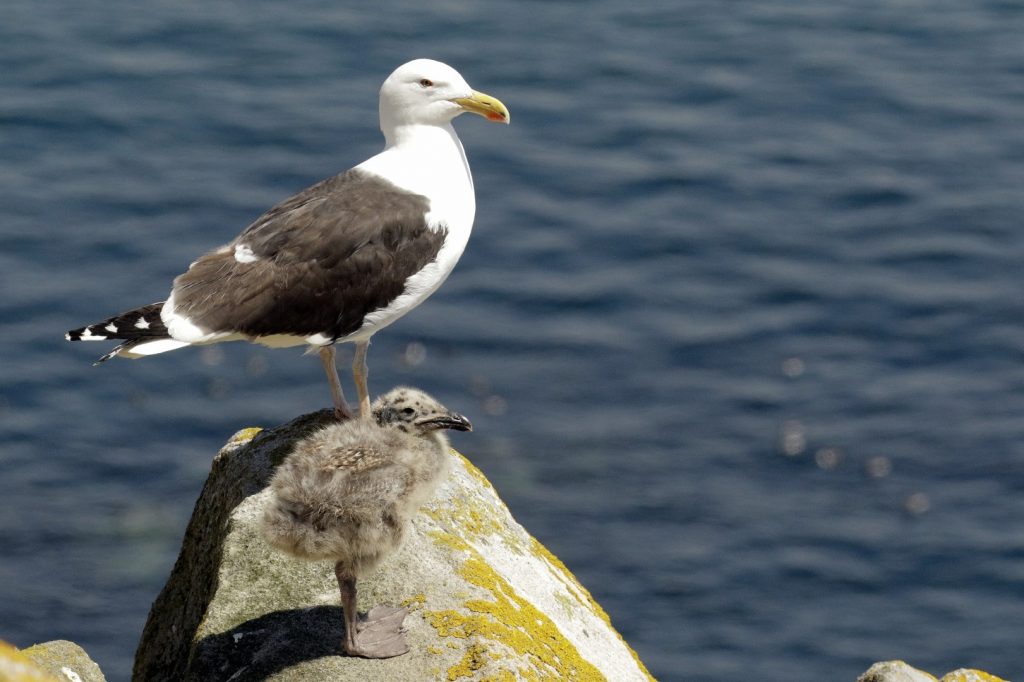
[453,90,510,124]
[423,411,473,432]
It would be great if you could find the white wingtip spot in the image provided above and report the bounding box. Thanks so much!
[79,328,106,341]
[105,323,118,333]
[65,332,72,341]
[234,243,259,263]
[135,317,150,329]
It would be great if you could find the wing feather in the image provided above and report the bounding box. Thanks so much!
[169,170,447,340]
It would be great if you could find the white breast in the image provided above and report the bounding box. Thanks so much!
[345,124,477,341]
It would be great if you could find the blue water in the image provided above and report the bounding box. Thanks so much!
[3,1,1024,680]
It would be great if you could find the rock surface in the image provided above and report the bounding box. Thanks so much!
[133,410,654,681]
[1,639,106,682]
[858,660,1007,682]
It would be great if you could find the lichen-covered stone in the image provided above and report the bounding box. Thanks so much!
[1,639,105,682]
[858,661,1007,682]
[133,411,653,681]
[858,661,939,682]
[938,671,1009,682]
[18,641,105,682]
[0,641,58,682]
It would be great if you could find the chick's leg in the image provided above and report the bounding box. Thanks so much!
[335,562,408,659]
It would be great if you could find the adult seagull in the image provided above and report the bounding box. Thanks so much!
[66,59,509,420]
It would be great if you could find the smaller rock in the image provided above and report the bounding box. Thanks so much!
[1,639,106,682]
[858,661,1007,682]
[858,661,938,682]
[939,670,1009,682]
[0,640,57,682]
[18,641,105,682]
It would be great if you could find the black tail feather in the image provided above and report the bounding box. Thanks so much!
[66,302,169,342]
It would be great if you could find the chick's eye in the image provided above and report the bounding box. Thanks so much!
[419,78,434,88]
[401,407,416,416]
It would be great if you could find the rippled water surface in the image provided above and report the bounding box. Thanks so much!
[3,1,1024,680]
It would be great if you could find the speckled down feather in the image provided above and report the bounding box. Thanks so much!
[260,388,461,576]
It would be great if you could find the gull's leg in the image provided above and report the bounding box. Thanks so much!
[319,346,353,421]
[352,340,371,420]
[335,562,408,659]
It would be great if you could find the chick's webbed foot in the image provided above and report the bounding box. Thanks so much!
[345,606,409,658]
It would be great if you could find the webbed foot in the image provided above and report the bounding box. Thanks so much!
[344,606,409,658]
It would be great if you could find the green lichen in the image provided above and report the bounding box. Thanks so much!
[553,592,578,617]
[424,531,606,681]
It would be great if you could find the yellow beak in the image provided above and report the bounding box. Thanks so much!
[453,90,510,124]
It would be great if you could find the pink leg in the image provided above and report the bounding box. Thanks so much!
[319,346,353,420]
[352,340,371,420]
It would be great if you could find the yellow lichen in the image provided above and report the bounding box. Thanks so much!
[452,454,528,549]
[431,530,473,553]
[446,643,491,680]
[940,672,1008,682]
[0,641,59,682]
[225,427,263,449]
[485,671,519,682]
[455,451,498,492]
[419,454,655,680]
[423,457,520,551]
[402,593,427,610]
[424,531,606,681]
[529,537,656,681]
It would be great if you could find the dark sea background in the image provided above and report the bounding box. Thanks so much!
[2,1,1023,680]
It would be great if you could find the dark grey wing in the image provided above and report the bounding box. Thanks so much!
[169,170,448,340]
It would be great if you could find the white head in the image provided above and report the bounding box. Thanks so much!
[378,59,509,134]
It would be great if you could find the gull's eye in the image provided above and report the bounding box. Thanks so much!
[401,407,416,416]
[419,78,434,88]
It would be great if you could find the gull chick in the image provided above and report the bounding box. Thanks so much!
[261,387,472,658]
